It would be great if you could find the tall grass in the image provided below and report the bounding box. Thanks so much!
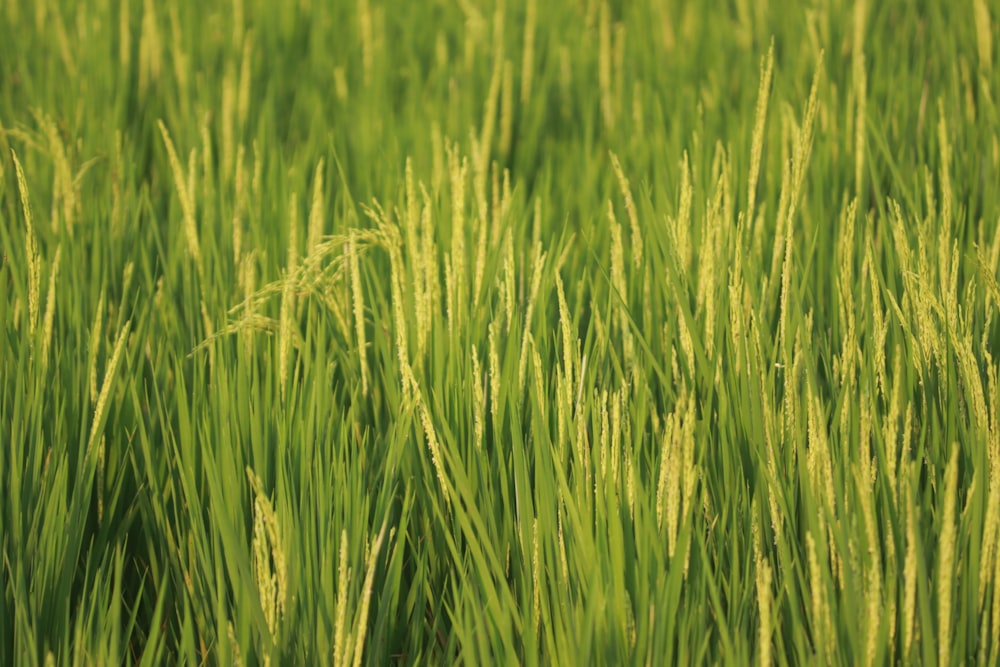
[1,0,999,664]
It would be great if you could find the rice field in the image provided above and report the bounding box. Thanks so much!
[1,0,999,664]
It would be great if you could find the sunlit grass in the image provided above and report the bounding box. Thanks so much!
[2,0,1000,664]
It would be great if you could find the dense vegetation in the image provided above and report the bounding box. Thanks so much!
[2,0,999,664]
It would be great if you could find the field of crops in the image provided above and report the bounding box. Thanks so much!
[2,0,999,664]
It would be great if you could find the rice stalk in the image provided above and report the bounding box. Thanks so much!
[40,244,61,371]
[333,531,350,666]
[608,203,633,376]
[937,100,954,298]
[358,0,373,86]
[807,531,834,664]
[747,40,774,225]
[520,0,536,104]
[499,60,514,161]
[12,148,40,338]
[157,120,204,274]
[416,385,450,511]
[247,468,287,643]
[119,0,130,68]
[974,0,993,73]
[476,15,504,207]
[307,159,326,259]
[598,1,613,130]
[233,144,246,264]
[138,0,162,96]
[852,0,868,197]
[418,186,437,355]
[88,291,105,405]
[501,231,515,334]
[111,131,124,239]
[757,559,773,667]
[227,622,244,667]
[348,232,369,396]
[517,240,545,390]
[32,110,76,237]
[278,194,299,400]
[351,521,388,667]
[857,464,881,667]
[676,152,693,274]
[87,319,131,458]
[938,444,960,667]
[448,145,468,339]
[609,151,642,269]
[472,346,485,452]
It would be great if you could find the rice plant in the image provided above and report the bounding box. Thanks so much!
[1,0,999,664]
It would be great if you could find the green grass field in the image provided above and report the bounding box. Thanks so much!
[2,0,999,664]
